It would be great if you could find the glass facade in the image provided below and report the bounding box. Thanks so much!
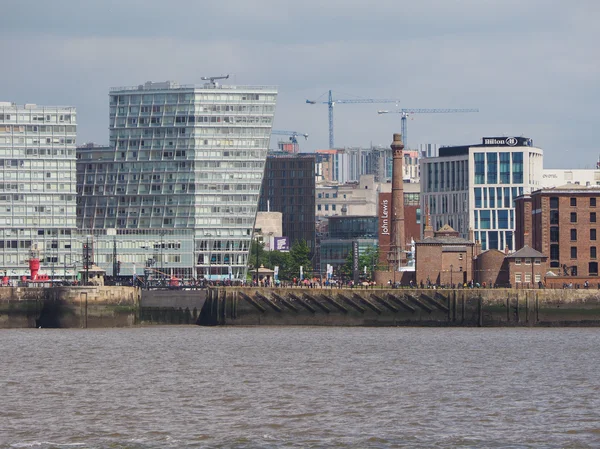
[77,81,277,280]
[328,216,378,240]
[421,142,542,251]
[0,103,77,278]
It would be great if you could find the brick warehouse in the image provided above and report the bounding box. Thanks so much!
[515,184,600,279]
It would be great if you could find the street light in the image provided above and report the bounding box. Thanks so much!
[450,264,453,288]
[84,235,92,285]
[204,233,212,281]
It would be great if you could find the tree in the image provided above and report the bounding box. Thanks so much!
[340,245,381,281]
[288,240,312,280]
[269,250,292,280]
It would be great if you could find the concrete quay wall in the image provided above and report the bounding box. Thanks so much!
[0,286,140,328]
[0,287,208,328]
[199,287,600,327]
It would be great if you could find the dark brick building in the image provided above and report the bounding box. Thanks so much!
[258,152,316,256]
[515,185,600,277]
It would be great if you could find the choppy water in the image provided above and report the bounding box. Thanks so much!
[1,327,600,448]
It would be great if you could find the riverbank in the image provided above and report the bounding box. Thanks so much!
[2,286,600,328]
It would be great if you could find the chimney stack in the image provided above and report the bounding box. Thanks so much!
[391,133,406,268]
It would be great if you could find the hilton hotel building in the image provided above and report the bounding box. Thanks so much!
[420,137,543,252]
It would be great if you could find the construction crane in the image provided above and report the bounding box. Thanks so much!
[272,130,309,144]
[306,90,400,149]
[377,108,479,150]
[201,74,229,87]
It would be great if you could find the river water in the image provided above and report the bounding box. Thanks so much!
[2,327,600,448]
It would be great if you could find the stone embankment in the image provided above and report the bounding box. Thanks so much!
[199,287,600,327]
[2,286,600,328]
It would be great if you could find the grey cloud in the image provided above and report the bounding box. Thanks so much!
[0,0,598,168]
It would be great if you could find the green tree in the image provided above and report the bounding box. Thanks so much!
[269,250,292,280]
[288,240,312,280]
[248,239,269,272]
[340,245,380,281]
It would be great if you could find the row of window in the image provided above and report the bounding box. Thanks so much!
[551,197,598,208]
[567,228,598,241]
[0,114,75,123]
[474,152,524,185]
[514,273,542,283]
[111,93,275,105]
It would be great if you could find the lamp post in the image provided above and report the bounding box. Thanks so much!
[160,231,165,284]
[450,264,453,288]
[205,233,212,281]
[84,235,91,285]
[255,236,260,285]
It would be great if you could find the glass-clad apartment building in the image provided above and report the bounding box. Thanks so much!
[77,80,277,280]
[0,103,77,279]
[420,137,543,251]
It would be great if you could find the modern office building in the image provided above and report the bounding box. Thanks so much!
[258,152,316,256]
[420,137,543,252]
[0,102,78,279]
[77,80,277,280]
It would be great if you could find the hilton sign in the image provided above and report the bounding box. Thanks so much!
[482,137,533,147]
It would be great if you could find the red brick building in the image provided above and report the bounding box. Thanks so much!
[515,185,600,277]
[474,249,509,287]
[504,246,548,288]
[415,224,475,286]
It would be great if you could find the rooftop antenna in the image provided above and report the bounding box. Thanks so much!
[201,74,230,87]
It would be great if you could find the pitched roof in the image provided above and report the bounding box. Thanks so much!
[417,236,474,245]
[437,224,456,233]
[505,245,546,259]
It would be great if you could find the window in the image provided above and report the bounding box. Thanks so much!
[525,258,531,265]
[534,258,541,265]
[570,197,577,206]
[591,198,597,207]
[474,153,485,184]
[571,247,577,258]
[592,247,597,259]
[550,197,559,209]
[589,262,598,276]
[550,210,559,225]
[591,212,597,223]
[571,229,577,241]
[550,244,560,267]
[592,229,597,241]
[499,153,510,184]
[571,212,577,223]
[550,227,559,242]
[535,274,541,283]
[525,274,531,283]
[515,273,522,283]
[486,153,497,184]
[515,258,521,265]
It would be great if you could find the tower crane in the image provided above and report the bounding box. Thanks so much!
[272,130,309,145]
[377,108,479,150]
[307,90,400,149]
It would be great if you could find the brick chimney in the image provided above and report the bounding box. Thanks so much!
[391,133,406,266]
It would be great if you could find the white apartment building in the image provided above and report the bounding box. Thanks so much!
[540,169,600,188]
[420,137,543,252]
[77,80,277,281]
[0,102,77,279]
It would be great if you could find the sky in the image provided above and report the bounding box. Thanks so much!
[1,0,598,168]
